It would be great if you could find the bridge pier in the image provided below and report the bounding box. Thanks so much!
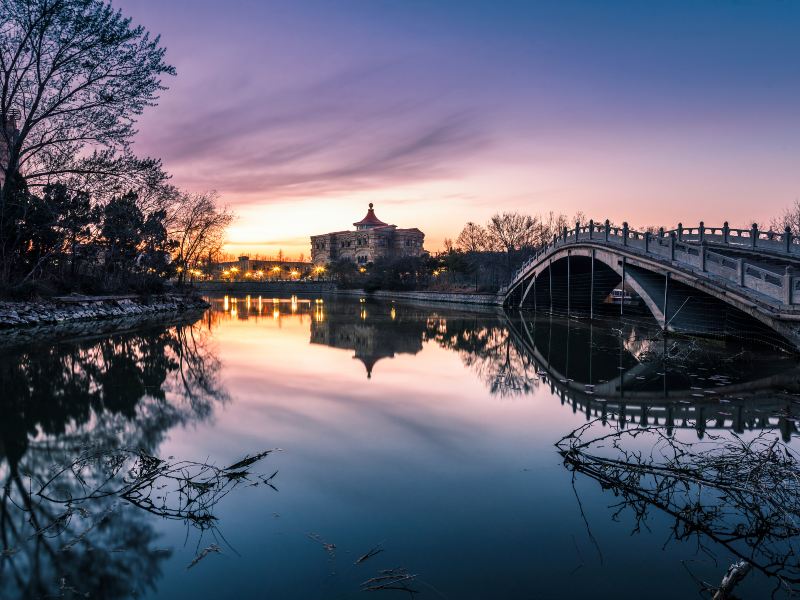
[620,257,626,316]
[590,250,595,321]
[567,252,571,317]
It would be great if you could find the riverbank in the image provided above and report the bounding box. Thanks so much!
[333,288,504,306]
[0,293,209,330]
[192,281,503,306]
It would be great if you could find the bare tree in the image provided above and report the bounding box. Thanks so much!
[456,221,489,252]
[169,191,233,282]
[541,210,570,243]
[485,211,540,253]
[771,199,800,236]
[0,0,175,201]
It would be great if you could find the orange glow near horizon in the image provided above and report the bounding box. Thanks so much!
[219,166,790,259]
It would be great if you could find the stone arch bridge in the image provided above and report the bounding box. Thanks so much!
[501,221,800,350]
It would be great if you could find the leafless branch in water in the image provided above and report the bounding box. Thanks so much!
[361,568,419,595]
[34,446,280,529]
[557,419,800,594]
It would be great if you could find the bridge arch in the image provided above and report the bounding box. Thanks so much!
[504,242,796,349]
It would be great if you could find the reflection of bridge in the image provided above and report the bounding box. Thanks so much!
[501,222,800,349]
[504,312,800,438]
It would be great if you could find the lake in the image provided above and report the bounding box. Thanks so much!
[1,294,798,599]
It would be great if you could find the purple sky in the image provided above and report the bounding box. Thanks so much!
[118,0,800,257]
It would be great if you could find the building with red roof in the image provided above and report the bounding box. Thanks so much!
[311,203,425,265]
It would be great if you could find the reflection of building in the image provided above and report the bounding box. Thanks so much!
[0,111,19,187]
[310,310,424,378]
[311,203,425,265]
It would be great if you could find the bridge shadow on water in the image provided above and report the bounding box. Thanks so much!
[503,309,800,440]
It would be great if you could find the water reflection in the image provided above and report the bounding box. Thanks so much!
[212,295,800,438]
[0,315,228,599]
[37,294,793,598]
[559,422,800,594]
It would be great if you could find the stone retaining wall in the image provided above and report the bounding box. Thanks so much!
[193,281,336,294]
[0,294,209,329]
[333,289,504,306]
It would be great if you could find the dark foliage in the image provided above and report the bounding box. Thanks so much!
[0,182,177,296]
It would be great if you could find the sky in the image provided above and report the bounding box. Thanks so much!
[117,0,800,259]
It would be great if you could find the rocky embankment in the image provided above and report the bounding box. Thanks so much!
[0,293,209,329]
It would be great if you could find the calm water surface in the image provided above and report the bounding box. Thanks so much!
[1,295,799,599]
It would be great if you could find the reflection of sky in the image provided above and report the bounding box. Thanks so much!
[147,300,780,598]
[117,1,800,257]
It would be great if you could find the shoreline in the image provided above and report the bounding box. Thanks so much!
[191,281,503,306]
[0,293,209,334]
[330,288,503,306]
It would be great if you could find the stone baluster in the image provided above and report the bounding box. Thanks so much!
[575,222,580,242]
[751,223,758,249]
[785,226,792,254]
[677,222,683,241]
[562,226,568,242]
[699,221,705,243]
[622,222,629,246]
[658,227,664,238]
[589,219,594,240]
[669,232,676,261]
[604,219,610,242]
[644,231,651,253]
[701,240,707,271]
[722,221,729,244]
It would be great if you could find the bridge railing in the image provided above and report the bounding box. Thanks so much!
[502,220,800,308]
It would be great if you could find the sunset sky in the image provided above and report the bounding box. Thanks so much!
[118,0,800,259]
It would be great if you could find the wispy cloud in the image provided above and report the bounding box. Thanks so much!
[138,62,488,202]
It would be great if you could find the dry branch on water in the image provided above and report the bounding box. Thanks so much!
[361,568,419,594]
[33,446,280,528]
[187,544,222,569]
[557,420,800,594]
[356,544,385,565]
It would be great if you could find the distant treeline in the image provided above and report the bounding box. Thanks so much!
[328,206,800,294]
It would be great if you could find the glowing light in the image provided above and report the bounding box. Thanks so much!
[390,307,396,320]
[223,296,229,311]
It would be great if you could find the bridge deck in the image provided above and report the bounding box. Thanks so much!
[501,222,800,349]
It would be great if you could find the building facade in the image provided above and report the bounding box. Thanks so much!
[311,203,425,265]
[210,255,312,279]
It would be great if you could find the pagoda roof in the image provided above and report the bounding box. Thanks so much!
[353,203,388,228]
